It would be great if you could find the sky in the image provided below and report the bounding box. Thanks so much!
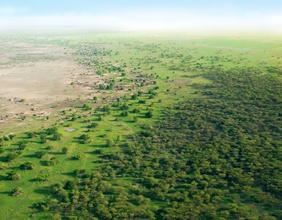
[0,0,282,30]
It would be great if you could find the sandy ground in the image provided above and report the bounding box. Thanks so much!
[0,39,102,129]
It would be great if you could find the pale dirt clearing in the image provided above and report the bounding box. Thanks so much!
[0,40,101,131]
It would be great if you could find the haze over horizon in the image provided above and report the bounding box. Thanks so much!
[0,0,282,30]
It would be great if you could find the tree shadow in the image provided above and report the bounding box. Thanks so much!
[72,137,81,143]
[85,149,102,155]
[0,174,8,181]
[0,156,7,162]
[48,152,62,155]
[23,154,37,159]
[91,144,108,148]
[33,186,51,196]
[123,120,137,123]
[6,165,19,170]
[65,157,76,161]
[40,161,48,166]
[62,171,75,178]
[19,136,32,140]
[0,191,10,195]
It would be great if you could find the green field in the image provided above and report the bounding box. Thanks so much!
[0,31,281,219]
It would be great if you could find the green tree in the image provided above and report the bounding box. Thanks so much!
[52,132,61,141]
[83,103,91,110]
[46,127,58,135]
[20,162,35,170]
[6,152,19,162]
[18,141,28,150]
[6,171,21,180]
[106,139,115,147]
[10,187,23,197]
[120,111,129,117]
[88,123,98,128]
[79,134,91,144]
[62,147,68,154]
[40,134,47,144]
[35,151,47,158]
[145,110,153,118]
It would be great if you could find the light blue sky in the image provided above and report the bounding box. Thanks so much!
[0,0,281,29]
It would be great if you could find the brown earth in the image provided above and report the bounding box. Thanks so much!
[0,39,101,132]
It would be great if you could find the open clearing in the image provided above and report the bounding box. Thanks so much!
[0,40,104,132]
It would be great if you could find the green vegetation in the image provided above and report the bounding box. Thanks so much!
[0,31,281,219]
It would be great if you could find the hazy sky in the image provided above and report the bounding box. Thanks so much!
[0,0,281,30]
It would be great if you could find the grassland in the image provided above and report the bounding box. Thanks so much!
[0,30,281,219]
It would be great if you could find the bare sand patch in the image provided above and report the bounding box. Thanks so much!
[0,39,101,131]
[65,128,76,132]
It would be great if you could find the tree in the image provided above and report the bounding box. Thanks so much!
[35,151,47,158]
[99,84,105,90]
[145,111,153,118]
[18,141,28,150]
[8,134,16,140]
[26,132,35,138]
[52,132,61,141]
[20,162,35,170]
[131,94,138,100]
[34,174,49,181]
[88,123,98,128]
[7,171,21,180]
[106,139,115,147]
[64,180,76,190]
[6,152,19,162]
[62,147,68,154]
[139,100,146,104]
[46,158,59,166]
[120,103,129,110]
[120,111,128,117]
[72,155,82,160]
[83,103,91,110]
[40,134,47,144]
[79,134,91,144]
[46,127,58,135]
[10,187,23,197]
[132,108,140,113]
[0,162,7,170]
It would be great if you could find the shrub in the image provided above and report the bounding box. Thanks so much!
[72,155,82,160]
[6,152,19,162]
[46,158,59,166]
[106,139,115,147]
[20,162,35,170]
[83,103,91,110]
[88,123,98,128]
[10,187,23,197]
[34,174,49,181]
[79,134,91,144]
[120,111,129,117]
[35,151,47,158]
[62,147,68,154]
[139,100,146,104]
[18,141,28,150]
[132,108,140,113]
[145,111,153,118]
[6,171,21,180]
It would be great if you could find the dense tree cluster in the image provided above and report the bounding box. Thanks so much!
[35,69,281,219]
